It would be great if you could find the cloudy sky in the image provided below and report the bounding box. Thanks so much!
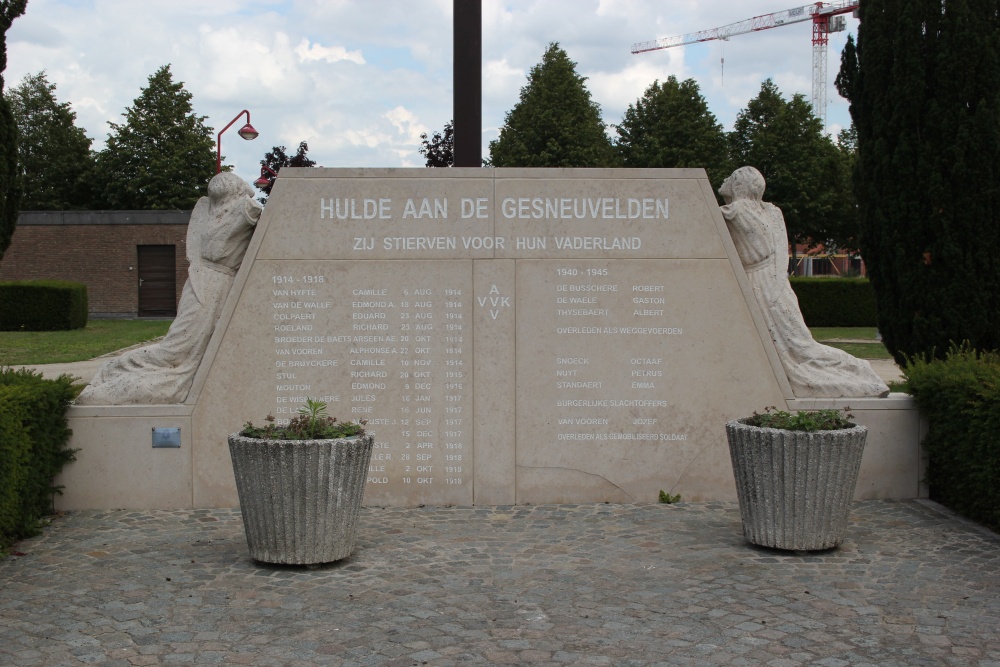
[4,0,859,186]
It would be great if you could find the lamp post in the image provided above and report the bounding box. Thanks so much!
[217,110,259,174]
[254,164,278,190]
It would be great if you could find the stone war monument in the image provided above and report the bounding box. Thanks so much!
[59,168,923,510]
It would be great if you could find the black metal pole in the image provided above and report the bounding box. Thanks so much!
[453,0,482,167]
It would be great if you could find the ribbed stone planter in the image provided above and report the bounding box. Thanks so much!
[725,419,867,551]
[228,433,374,565]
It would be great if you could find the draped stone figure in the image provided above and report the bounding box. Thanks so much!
[77,173,263,405]
[719,166,889,398]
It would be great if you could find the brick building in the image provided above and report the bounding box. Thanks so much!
[789,243,867,278]
[0,211,190,318]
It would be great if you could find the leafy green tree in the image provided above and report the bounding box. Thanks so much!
[489,43,616,168]
[95,65,215,210]
[615,76,730,188]
[729,79,855,253]
[419,120,454,167]
[0,0,27,263]
[8,72,96,209]
[837,2,1000,364]
[832,124,860,251]
[257,141,317,197]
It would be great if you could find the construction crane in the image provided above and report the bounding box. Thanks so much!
[631,2,859,129]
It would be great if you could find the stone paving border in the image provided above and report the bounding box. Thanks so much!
[2,500,998,666]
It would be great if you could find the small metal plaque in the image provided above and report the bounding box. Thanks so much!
[151,427,181,448]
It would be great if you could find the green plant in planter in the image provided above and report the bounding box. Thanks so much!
[228,398,375,565]
[240,398,366,440]
[745,406,854,431]
[727,406,867,551]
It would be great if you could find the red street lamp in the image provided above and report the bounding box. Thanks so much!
[254,164,278,190]
[217,109,259,174]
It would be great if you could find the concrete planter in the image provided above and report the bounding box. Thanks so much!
[725,419,867,551]
[227,433,374,564]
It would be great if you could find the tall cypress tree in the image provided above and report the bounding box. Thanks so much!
[489,43,616,167]
[839,0,1000,364]
[0,0,27,263]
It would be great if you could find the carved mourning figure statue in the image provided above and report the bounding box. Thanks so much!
[720,166,889,398]
[77,172,263,405]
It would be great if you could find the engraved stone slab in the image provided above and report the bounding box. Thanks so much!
[186,168,790,507]
[514,259,782,503]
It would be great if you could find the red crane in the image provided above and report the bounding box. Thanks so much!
[631,2,860,129]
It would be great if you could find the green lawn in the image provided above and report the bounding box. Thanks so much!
[0,319,172,365]
[808,326,893,360]
[808,327,879,341]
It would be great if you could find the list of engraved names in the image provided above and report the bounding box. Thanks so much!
[518,260,689,447]
[268,262,472,501]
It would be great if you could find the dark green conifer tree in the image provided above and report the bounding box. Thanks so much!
[489,43,616,167]
[95,65,216,210]
[838,1,1000,363]
[9,72,96,209]
[615,76,730,188]
[0,0,27,263]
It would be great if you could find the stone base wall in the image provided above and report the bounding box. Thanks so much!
[54,395,924,510]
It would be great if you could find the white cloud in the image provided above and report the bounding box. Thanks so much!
[295,39,365,65]
[194,27,314,103]
[384,106,429,144]
[589,59,688,122]
[483,57,526,117]
[343,128,389,149]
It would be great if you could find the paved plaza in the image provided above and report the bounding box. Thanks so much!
[1,500,998,666]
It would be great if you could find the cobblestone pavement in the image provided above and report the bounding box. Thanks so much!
[2,500,998,667]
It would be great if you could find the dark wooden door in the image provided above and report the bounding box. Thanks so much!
[137,245,177,317]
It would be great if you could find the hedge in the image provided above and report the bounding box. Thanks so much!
[789,277,877,327]
[0,388,32,546]
[0,280,88,331]
[905,345,1000,532]
[0,368,77,550]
